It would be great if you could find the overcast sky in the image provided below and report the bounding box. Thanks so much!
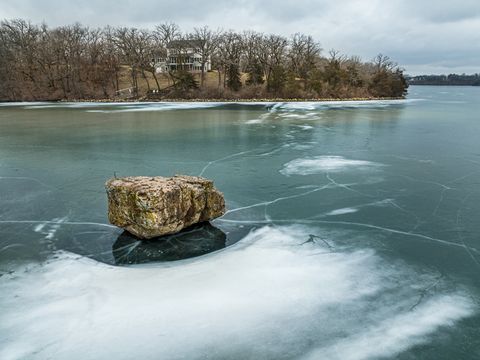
[1,0,479,75]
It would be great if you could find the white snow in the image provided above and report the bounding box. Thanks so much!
[281,155,382,175]
[0,225,474,360]
[325,207,359,216]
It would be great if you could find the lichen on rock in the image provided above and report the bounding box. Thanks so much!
[105,175,226,239]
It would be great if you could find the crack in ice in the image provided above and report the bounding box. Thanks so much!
[217,218,479,255]
[0,220,117,229]
[198,149,258,177]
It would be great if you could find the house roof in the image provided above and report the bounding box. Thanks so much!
[167,39,205,49]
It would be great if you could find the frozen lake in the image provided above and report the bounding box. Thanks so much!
[1,86,479,359]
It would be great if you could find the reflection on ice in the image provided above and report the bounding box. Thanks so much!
[112,222,226,265]
[0,226,474,360]
[0,219,231,266]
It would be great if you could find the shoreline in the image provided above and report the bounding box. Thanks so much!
[65,96,405,103]
[0,96,405,104]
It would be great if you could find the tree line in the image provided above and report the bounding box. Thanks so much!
[0,19,408,101]
[407,74,480,86]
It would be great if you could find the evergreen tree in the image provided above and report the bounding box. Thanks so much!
[267,65,286,95]
[172,70,199,94]
[346,63,363,87]
[308,68,324,96]
[323,59,344,89]
[226,64,242,91]
[369,69,408,98]
[246,61,264,85]
[392,69,409,97]
[284,71,302,98]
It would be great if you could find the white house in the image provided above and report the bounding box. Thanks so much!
[153,40,212,74]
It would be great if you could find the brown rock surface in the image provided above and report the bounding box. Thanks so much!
[105,175,226,239]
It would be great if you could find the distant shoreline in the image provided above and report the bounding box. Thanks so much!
[406,84,479,87]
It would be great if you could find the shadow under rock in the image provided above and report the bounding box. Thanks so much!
[112,222,227,265]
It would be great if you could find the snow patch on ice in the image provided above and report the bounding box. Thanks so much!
[245,119,263,124]
[275,98,421,111]
[281,155,382,175]
[326,207,359,216]
[33,217,68,240]
[85,102,224,113]
[301,294,473,360]
[295,125,314,130]
[0,225,474,360]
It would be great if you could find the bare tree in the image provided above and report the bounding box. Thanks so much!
[102,26,122,93]
[191,26,221,87]
[154,22,181,47]
[216,31,243,89]
[372,53,396,72]
[288,33,321,88]
[240,31,265,85]
[0,19,408,101]
[1,19,41,98]
[112,27,145,96]
[258,34,288,89]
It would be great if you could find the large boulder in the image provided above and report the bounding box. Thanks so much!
[105,175,226,239]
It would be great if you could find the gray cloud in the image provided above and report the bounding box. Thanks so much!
[1,0,479,74]
[397,1,480,23]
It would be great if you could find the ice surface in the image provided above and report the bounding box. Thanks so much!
[0,226,474,360]
[1,89,479,358]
